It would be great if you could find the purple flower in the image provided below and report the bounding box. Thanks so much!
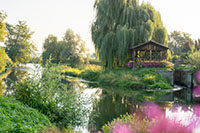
[127,63,132,68]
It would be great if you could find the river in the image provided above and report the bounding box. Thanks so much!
[0,63,200,132]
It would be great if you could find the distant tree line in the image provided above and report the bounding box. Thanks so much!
[0,11,89,72]
[42,29,89,67]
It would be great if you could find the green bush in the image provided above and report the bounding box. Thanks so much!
[0,96,51,132]
[186,51,200,71]
[150,82,173,89]
[81,70,100,81]
[143,74,156,84]
[13,65,89,129]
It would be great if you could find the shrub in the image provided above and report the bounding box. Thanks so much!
[187,51,200,71]
[150,83,173,89]
[143,74,156,84]
[0,96,51,132]
[13,65,89,129]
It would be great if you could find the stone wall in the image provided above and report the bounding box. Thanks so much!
[157,70,174,86]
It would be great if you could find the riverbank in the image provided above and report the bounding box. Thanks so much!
[60,65,173,90]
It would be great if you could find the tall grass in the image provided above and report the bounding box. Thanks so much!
[12,64,89,129]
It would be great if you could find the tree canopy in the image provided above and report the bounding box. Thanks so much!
[5,21,37,65]
[92,0,168,69]
[0,11,11,72]
[0,47,12,72]
[42,29,88,67]
[0,12,7,42]
[168,30,194,55]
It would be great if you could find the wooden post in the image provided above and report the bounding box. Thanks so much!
[150,50,152,61]
[186,72,192,103]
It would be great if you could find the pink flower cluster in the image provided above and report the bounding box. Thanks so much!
[193,70,200,97]
[111,102,200,133]
[143,102,191,133]
[111,123,133,133]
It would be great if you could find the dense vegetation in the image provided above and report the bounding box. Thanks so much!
[12,65,89,129]
[92,0,168,68]
[0,96,51,132]
[0,12,10,72]
[0,12,7,42]
[0,47,12,72]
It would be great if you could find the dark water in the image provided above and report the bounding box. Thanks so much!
[0,64,199,132]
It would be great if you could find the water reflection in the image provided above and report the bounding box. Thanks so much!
[89,90,131,130]
[3,70,29,95]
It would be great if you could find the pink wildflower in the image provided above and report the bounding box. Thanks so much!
[111,123,133,133]
[193,86,200,97]
[150,117,190,133]
[196,70,200,83]
[193,105,200,117]
[142,102,164,120]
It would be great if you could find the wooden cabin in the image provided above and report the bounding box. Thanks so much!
[130,40,169,62]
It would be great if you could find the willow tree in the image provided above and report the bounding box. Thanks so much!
[92,0,168,69]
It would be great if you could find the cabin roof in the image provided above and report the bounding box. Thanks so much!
[130,40,169,50]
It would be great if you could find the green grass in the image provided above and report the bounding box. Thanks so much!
[0,96,51,132]
[61,65,173,90]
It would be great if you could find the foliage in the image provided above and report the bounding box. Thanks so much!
[0,11,7,42]
[92,0,168,69]
[168,30,194,56]
[186,50,200,71]
[42,29,88,67]
[62,66,173,90]
[0,47,12,72]
[12,64,89,129]
[41,126,80,133]
[0,12,11,72]
[174,64,189,70]
[5,21,37,65]
[0,96,51,132]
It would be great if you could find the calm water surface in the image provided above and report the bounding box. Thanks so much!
[0,63,200,132]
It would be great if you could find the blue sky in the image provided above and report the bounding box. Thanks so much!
[1,0,200,53]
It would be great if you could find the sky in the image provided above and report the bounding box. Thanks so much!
[1,0,200,54]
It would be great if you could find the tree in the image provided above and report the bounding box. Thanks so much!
[92,0,168,69]
[0,11,11,72]
[42,29,88,67]
[0,12,7,42]
[168,31,194,55]
[42,35,60,63]
[0,47,11,72]
[5,21,37,65]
